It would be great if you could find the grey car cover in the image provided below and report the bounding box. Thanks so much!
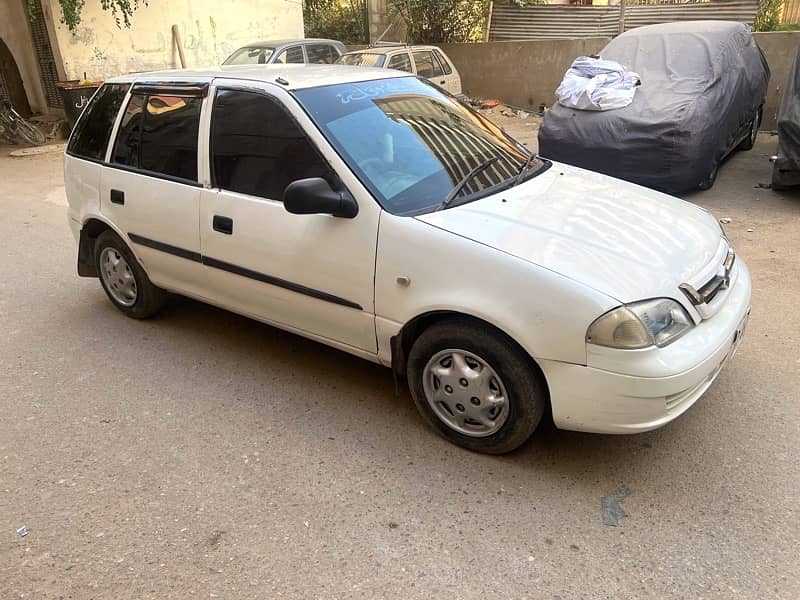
[772,47,800,190]
[538,21,770,193]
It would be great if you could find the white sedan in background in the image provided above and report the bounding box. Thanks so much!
[337,45,462,95]
[64,66,750,454]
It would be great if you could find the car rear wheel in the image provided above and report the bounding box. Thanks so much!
[94,230,167,319]
[407,320,546,454]
[738,108,761,151]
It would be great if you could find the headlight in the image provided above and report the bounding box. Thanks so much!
[586,298,694,349]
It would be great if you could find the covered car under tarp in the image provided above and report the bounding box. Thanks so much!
[538,21,770,193]
[772,48,800,190]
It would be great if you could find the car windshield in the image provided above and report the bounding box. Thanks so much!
[223,47,275,65]
[338,53,386,68]
[295,77,542,215]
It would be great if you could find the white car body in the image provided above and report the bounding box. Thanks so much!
[337,45,462,95]
[64,65,750,441]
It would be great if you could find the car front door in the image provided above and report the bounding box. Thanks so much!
[100,83,207,297]
[198,82,379,353]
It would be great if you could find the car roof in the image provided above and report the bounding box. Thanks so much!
[619,20,747,38]
[341,45,440,56]
[238,38,344,49]
[105,64,414,90]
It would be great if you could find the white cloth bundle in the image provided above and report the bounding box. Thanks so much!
[556,56,641,111]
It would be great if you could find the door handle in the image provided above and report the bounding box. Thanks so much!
[110,189,124,205]
[440,80,446,85]
[213,215,233,235]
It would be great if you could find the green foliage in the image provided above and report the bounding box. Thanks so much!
[28,0,147,31]
[303,0,368,44]
[753,0,785,31]
[388,0,491,43]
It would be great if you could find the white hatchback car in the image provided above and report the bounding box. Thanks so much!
[65,65,750,454]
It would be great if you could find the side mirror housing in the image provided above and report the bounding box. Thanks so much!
[283,178,358,219]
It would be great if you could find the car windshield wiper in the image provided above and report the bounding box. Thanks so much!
[512,152,538,187]
[435,157,500,212]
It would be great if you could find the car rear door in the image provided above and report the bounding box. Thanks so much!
[433,49,462,95]
[99,82,207,297]
[411,49,448,91]
[197,81,379,353]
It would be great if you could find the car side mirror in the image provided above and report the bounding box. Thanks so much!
[283,178,358,219]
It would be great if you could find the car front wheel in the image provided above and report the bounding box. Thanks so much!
[94,230,167,319]
[407,320,546,454]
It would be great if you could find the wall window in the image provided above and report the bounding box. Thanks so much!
[67,83,129,160]
[274,46,304,64]
[211,89,328,200]
[110,93,201,181]
[413,51,444,79]
[387,53,413,72]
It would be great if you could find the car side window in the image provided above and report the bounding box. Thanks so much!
[111,93,145,167]
[433,50,453,75]
[211,89,328,200]
[110,92,201,181]
[67,83,129,160]
[387,53,413,72]
[412,50,444,78]
[275,46,304,64]
[307,44,336,64]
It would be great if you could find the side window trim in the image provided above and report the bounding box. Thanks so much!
[434,50,453,75]
[104,85,134,163]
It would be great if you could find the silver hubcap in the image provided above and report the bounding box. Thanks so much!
[422,349,509,437]
[99,247,137,307]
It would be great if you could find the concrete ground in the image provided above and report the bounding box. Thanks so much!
[0,132,798,600]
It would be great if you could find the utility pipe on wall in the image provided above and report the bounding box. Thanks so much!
[172,25,186,69]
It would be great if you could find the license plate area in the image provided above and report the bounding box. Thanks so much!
[729,309,750,359]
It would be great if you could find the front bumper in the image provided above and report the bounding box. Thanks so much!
[540,260,751,434]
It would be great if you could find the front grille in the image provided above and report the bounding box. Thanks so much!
[679,246,735,319]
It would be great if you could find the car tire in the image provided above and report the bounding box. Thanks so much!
[698,162,718,191]
[94,230,167,319]
[407,319,546,454]
[738,107,761,151]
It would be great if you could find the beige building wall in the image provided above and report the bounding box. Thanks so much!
[0,0,47,113]
[46,0,304,80]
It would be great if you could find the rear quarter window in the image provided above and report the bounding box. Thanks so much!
[67,83,130,161]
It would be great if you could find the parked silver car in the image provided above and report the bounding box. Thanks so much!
[223,38,346,66]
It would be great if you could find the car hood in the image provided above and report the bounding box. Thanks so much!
[415,162,723,304]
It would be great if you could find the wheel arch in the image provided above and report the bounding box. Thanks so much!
[77,216,131,277]
[390,310,549,398]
